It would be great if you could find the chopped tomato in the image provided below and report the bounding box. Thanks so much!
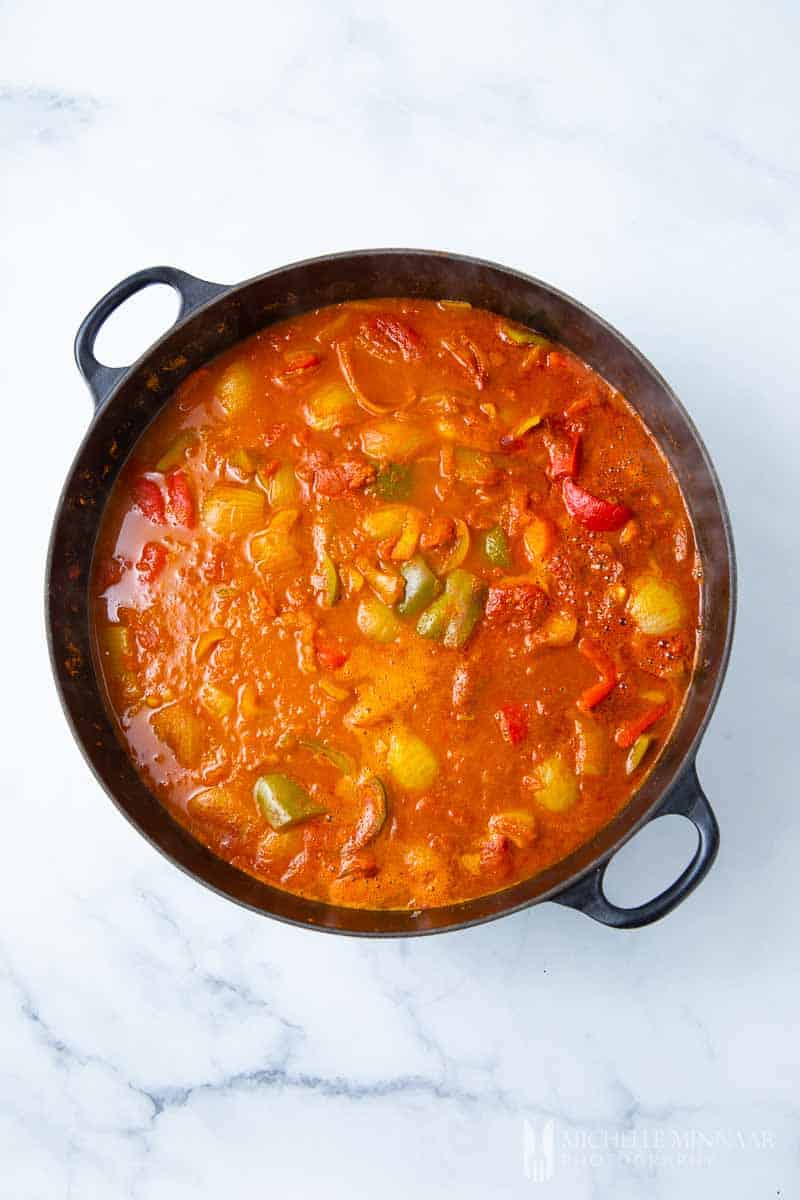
[485,583,548,630]
[137,541,167,583]
[368,315,422,360]
[562,478,631,532]
[497,704,528,746]
[316,637,350,671]
[166,469,196,527]
[132,477,166,524]
[479,832,513,878]
[313,458,375,497]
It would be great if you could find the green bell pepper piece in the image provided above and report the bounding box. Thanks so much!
[416,568,487,648]
[254,773,327,830]
[482,525,512,569]
[397,554,440,618]
[369,463,414,501]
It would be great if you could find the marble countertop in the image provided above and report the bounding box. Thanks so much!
[2,2,798,1196]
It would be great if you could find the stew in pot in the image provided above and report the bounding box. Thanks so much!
[92,299,700,909]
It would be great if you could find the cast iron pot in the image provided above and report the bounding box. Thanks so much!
[47,250,736,935]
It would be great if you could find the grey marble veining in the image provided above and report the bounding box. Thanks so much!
[2,1,798,1195]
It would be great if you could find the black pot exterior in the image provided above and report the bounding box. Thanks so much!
[47,251,735,935]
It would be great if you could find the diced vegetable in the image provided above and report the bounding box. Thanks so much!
[437,518,470,573]
[99,625,138,699]
[397,555,440,618]
[391,509,424,561]
[387,726,438,790]
[188,786,258,834]
[137,541,168,583]
[357,596,401,643]
[531,756,579,812]
[298,737,356,775]
[367,314,423,360]
[346,776,389,850]
[576,637,618,711]
[535,611,578,647]
[156,429,197,472]
[497,704,528,746]
[369,463,414,501]
[319,678,350,701]
[416,568,486,649]
[227,447,256,478]
[239,682,263,719]
[303,382,360,431]
[282,349,321,375]
[453,446,502,486]
[340,564,364,595]
[499,323,550,347]
[194,628,227,661]
[361,506,405,539]
[625,734,653,775]
[250,509,301,573]
[254,773,327,830]
[354,556,404,605]
[562,478,631,532]
[315,636,350,671]
[522,516,554,565]
[627,576,685,636]
[202,484,266,536]
[488,810,537,848]
[545,431,581,481]
[619,520,639,546]
[485,581,548,629]
[166,469,196,528]
[311,551,340,607]
[199,683,235,720]
[482,525,512,569]
[266,463,299,509]
[151,701,204,768]
[99,628,131,676]
[505,413,543,443]
[360,420,432,462]
[574,714,609,777]
[361,505,423,561]
[217,361,255,416]
[615,702,670,749]
[132,477,166,524]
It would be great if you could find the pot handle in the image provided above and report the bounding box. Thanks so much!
[552,762,719,928]
[74,265,228,410]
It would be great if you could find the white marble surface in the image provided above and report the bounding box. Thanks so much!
[2,2,799,1196]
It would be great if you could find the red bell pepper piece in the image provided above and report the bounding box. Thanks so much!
[315,637,350,671]
[614,702,670,748]
[577,637,618,711]
[132,477,166,524]
[496,704,528,746]
[166,469,196,528]
[545,431,581,480]
[562,478,631,532]
[137,541,168,583]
